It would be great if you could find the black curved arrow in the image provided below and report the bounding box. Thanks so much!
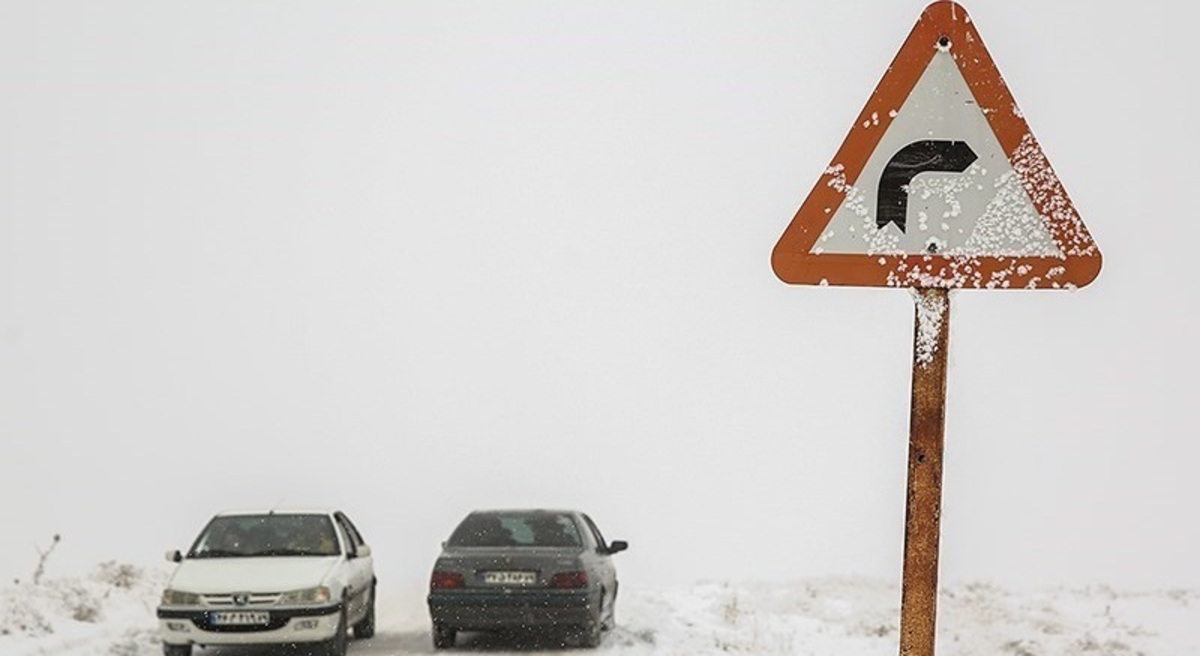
[876,140,977,232]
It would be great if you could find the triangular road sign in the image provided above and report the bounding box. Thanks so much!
[772,1,1102,289]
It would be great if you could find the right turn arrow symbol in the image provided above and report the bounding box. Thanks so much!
[876,140,977,233]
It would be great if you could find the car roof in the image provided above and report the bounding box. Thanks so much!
[468,509,581,516]
[214,508,339,517]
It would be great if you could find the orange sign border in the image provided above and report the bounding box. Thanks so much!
[771,1,1102,289]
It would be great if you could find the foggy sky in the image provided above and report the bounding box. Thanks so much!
[2,0,1196,596]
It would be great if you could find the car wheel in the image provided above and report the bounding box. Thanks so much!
[352,583,376,639]
[323,605,349,656]
[162,644,191,656]
[432,622,457,650]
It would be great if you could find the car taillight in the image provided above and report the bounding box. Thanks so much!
[550,571,589,589]
[430,571,465,589]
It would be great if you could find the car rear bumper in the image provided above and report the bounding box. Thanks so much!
[156,602,341,646]
[428,589,597,630]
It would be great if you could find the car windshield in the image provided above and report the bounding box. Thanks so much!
[189,514,340,558]
[448,512,582,548]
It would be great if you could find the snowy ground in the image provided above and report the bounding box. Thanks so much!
[2,563,1197,655]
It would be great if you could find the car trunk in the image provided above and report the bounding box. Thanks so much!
[436,546,584,588]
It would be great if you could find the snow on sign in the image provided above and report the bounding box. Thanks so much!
[771,0,1102,289]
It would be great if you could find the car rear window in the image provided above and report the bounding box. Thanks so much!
[189,514,340,558]
[448,513,582,548]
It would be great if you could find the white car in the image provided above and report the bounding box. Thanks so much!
[156,509,376,656]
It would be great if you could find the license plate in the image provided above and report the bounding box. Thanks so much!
[210,611,270,626]
[482,570,536,585]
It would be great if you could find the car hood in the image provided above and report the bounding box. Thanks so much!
[168,556,341,594]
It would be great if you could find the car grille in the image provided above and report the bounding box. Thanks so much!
[201,593,282,607]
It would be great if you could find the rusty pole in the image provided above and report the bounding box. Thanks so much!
[898,287,951,656]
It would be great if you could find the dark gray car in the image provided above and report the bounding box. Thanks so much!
[426,509,628,649]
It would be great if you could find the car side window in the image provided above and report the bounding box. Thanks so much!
[333,515,357,556]
[582,514,608,552]
[336,512,367,548]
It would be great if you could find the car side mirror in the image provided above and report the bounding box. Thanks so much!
[353,544,372,559]
[607,540,628,555]
[165,549,183,563]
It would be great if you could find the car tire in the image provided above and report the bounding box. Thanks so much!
[323,605,349,656]
[352,583,376,639]
[162,644,191,656]
[432,623,456,650]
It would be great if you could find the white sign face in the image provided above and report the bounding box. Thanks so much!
[812,49,1060,258]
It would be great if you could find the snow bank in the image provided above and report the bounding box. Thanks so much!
[1,561,167,656]
[607,578,1199,655]
[1,566,1195,655]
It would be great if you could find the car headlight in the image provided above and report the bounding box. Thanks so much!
[278,586,332,605]
[160,589,202,606]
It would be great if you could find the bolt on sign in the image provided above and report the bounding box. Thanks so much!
[770,3,1101,656]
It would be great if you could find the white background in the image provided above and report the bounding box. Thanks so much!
[2,0,1195,597]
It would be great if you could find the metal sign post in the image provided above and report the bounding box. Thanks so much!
[899,288,950,656]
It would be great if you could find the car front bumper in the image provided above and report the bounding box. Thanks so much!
[427,589,597,630]
[156,602,341,646]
